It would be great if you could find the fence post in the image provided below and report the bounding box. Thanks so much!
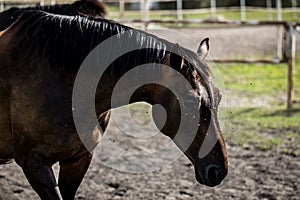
[0,0,4,12]
[145,0,150,20]
[140,0,144,18]
[210,0,216,18]
[266,0,272,20]
[139,0,149,30]
[292,0,297,21]
[120,0,125,19]
[176,0,183,20]
[276,0,282,21]
[240,0,246,21]
[276,0,282,60]
[51,0,56,5]
[287,24,296,112]
[40,0,45,6]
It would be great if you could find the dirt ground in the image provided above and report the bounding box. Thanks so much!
[0,109,299,200]
[1,26,300,200]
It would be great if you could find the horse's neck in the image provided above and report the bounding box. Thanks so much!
[92,27,184,114]
[94,57,164,115]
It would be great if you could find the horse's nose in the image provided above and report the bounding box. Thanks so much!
[205,165,227,186]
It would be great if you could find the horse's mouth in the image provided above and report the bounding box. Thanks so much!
[195,170,223,187]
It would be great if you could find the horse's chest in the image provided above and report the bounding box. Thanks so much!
[0,79,13,158]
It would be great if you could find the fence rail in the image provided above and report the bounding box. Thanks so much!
[118,18,290,26]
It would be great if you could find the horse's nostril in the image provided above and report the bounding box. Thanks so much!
[206,165,226,185]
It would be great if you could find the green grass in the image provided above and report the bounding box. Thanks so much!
[217,62,300,104]
[223,106,300,156]
[217,61,300,156]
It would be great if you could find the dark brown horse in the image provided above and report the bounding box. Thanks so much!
[0,0,108,31]
[0,11,228,200]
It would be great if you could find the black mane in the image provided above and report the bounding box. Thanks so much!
[10,11,208,70]
[8,11,163,68]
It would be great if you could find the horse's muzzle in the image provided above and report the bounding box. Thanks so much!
[195,164,227,187]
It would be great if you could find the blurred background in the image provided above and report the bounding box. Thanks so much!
[1,0,300,21]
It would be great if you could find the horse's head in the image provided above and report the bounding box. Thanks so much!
[159,38,228,187]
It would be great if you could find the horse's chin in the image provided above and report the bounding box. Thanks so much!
[195,170,222,187]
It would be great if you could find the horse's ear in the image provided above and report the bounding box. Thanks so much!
[163,44,185,70]
[197,38,209,60]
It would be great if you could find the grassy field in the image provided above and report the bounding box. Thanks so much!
[224,106,300,155]
[218,62,300,156]
[218,62,300,100]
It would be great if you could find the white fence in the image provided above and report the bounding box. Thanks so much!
[101,0,299,22]
[0,0,299,21]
